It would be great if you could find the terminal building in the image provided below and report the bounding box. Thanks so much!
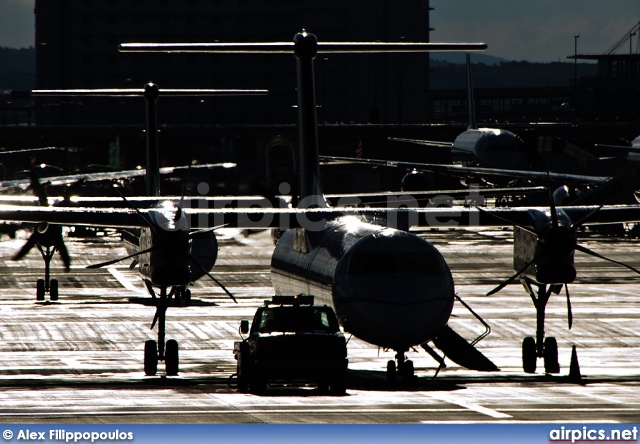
[34,0,432,126]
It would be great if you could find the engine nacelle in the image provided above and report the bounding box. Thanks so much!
[189,230,218,282]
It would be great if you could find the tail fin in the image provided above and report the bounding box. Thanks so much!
[294,31,328,208]
[144,83,161,197]
[465,53,477,130]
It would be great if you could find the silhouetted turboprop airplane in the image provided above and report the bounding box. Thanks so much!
[386,53,609,186]
[4,84,266,304]
[478,190,640,374]
[0,32,638,383]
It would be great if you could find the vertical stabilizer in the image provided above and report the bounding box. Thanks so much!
[293,31,328,208]
[144,83,161,197]
[466,53,477,130]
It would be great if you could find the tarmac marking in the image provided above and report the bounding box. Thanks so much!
[427,393,512,419]
[107,268,145,295]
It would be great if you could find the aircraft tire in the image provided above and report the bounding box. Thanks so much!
[36,279,45,301]
[522,336,537,373]
[543,337,560,374]
[402,360,415,385]
[386,360,397,385]
[144,340,158,376]
[183,289,191,305]
[165,339,179,376]
[50,279,59,301]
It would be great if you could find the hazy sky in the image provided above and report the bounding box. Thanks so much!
[2,0,640,62]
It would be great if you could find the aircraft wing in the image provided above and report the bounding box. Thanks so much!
[320,155,612,185]
[324,186,546,207]
[388,137,453,149]
[0,203,638,231]
[0,163,236,191]
[593,144,640,155]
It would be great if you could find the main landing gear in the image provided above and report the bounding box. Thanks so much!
[143,284,181,376]
[386,351,416,386]
[521,279,561,374]
[36,244,60,302]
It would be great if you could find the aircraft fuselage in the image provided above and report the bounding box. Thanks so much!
[453,128,526,170]
[271,216,455,352]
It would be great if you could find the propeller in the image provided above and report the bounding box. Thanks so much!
[12,169,71,270]
[86,246,156,269]
[482,175,639,331]
[188,253,237,303]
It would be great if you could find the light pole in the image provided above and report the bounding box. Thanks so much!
[574,34,579,85]
[574,34,579,119]
[630,32,636,55]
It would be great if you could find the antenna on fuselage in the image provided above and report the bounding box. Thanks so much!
[465,53,477,130]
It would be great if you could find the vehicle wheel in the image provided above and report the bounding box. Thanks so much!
[386,360,397,385]
[522,336,537,373]
[237,351,250,392]
[250,371,266,394]
[165,339,179,376]
[144,339,158,376]
[36,279,45,301]
[402,360,415,385]
[49,279,59,301]
[543,337,560,374]
[329,376,346,396]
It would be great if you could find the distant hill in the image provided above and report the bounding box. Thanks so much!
[0,46,35,92]
[429,58,598,89]
[0,45,600,92]
[431,53,507,66]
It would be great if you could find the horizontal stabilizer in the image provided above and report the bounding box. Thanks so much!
[431,325,499,372]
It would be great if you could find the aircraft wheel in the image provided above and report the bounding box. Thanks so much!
[165,339,179,376]
[36,279,45,301]
[522,336,537,374]
[402,360,415,385]
[183,289,191,305]
[543,337,560,374]
[49,279,59,301]
[144,339,158,376]
[386,360,397,385]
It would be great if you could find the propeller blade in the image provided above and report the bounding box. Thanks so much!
[487,251,548,296]
[188,224,228,239]
[188,254,237,303]
[565,284,573,330]
[29,169,49,207]
[575,244,640,275]
[570,202,606,232]
[57,238,71,270]
[177,163,193,211]
[86,246,155,269]
[474,206,539,236]
[12,231,38,261]
[150,307,160,330]
[111,182,156,231]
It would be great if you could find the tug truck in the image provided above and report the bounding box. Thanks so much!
[234,295,348,395]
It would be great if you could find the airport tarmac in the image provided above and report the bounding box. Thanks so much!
[0,226,638,423]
